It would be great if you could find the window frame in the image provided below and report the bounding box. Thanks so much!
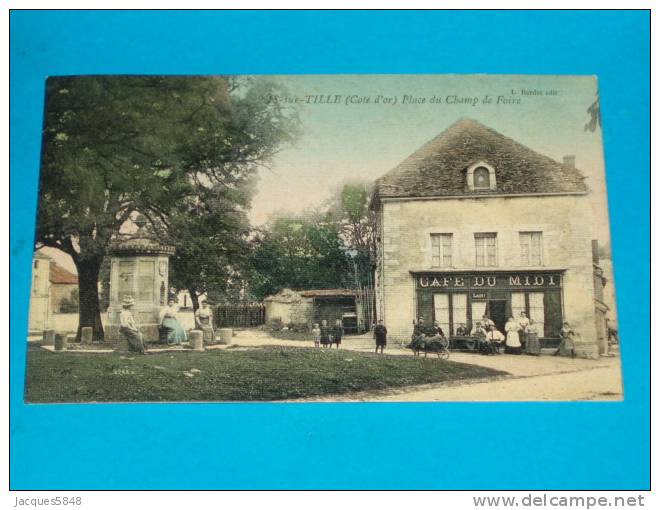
[472,166,491,190]
[519,231,544,266]
[430,233,453,268]
[474,232,498,267]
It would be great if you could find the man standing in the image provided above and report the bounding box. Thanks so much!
[373,319,387,354]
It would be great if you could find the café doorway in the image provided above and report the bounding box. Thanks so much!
[487,299,507,334]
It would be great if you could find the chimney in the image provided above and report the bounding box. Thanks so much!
[592,240,599,265]
[563,155,576,168]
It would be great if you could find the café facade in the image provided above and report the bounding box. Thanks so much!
[371,118,606,358]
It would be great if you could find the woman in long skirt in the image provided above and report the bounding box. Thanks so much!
[505,317,522,354]
[320,320,331,348]
[555,322,576,358]
[195,301,215,343]
[159,299,188,345]
[524,319,542,355]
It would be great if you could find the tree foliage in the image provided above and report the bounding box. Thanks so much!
[247,214,352,300]
[36,76,298,338]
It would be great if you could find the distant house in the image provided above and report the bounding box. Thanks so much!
[28,251,79,333]
[264,288,365,334]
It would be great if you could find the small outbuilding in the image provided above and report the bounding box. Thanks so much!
[264,288,365,334]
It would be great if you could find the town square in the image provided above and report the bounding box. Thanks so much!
[24,74,622,403]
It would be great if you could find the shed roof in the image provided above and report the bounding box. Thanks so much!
[299,289,357,298]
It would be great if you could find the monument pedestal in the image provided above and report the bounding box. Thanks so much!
[107,226,175,344]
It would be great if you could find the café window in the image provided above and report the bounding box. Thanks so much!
[452,293,468,334]
[475,233,497,267]
[520,231,543,266]
[431,233,453,267]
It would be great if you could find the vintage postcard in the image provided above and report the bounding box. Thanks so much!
[24,74,622,403]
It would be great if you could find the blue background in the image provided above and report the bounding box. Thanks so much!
[10,10,650,490]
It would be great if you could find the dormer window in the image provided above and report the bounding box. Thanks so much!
[467,161,496,191]
[473,167,490,189]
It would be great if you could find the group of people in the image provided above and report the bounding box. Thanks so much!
[118,295,216,354]
[311,319,343,349]
[467,312,541,356]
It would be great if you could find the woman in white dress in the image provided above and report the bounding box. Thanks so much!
[505,316,522,354]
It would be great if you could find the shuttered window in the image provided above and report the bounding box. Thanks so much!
[431,233,453,267]
[520,232,543,266]
[475,233,497,267]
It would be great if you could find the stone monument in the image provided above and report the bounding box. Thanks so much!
[107,216,175,343]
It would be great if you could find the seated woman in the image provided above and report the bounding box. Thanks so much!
[194,300,215,344]
[159,298,188,345]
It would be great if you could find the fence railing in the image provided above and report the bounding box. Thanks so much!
[213,303,266,328]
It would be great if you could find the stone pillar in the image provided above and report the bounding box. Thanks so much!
[81,326,93,345]
[218,328,232,345]
[42,329,55,346]
[54,333,67,351]
[189,330,204,351]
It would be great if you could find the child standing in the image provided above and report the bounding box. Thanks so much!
[312,323,321,348]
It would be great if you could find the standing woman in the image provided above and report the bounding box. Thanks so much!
[555,321,576,358]
[524,319,541,355]
[320,320,331,348]
[195,300,215,344]
[159,298,188,345]
[505,316,522,354]
[518,311,530,350]
[332,319,343,349]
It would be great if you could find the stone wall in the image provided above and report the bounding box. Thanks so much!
[378,194,599,357]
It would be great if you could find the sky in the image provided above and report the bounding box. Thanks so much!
[40,74,611,273]
[250,74,609,235]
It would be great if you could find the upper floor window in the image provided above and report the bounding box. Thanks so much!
[467,161,497,191]
[520,231,543,266]
[475,233,497,267]
[431,233,453,267]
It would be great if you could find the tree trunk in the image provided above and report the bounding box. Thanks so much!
[189,287,200,312]
[75,258,104,342]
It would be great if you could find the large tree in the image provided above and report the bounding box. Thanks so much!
[167,182,253,311]
[36,76,298,340]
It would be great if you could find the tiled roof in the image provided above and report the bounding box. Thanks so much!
[299,289,357,298]
[374,118,588,200]
[49,264,78,285]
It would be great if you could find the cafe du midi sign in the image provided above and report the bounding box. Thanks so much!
[415,271,563,290]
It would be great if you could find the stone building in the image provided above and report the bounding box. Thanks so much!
[264,288,364,333]
[28,251,79,333]
[371,118,605,357]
